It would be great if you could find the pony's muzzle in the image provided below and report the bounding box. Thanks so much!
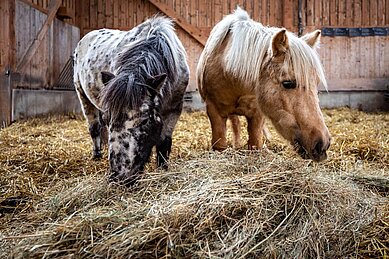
[311,137,331,162]
[294,133,331,162]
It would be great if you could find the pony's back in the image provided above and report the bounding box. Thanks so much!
[197,7,250,96]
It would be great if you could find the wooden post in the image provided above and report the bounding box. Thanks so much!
[0,0,16,126]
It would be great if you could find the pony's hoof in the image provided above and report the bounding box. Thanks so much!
[108,174,138,187]
[212,145,228,152]
[93,151,102,159]
[158,163,169,170]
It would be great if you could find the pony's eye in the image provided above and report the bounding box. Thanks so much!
[282,80,297,89]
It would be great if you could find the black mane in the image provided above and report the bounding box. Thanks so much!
[101,22,179,123]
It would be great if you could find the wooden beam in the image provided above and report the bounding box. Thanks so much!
[19,0,74,22]
[19,0,47,15]
[147,0,208,46]
[16,0,62,73]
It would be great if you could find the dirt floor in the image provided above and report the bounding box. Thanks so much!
[0,108,388,258]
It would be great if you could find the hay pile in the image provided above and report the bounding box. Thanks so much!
[0,108,388,258]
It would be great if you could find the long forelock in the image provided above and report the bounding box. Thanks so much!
[223,11,327,91]
[102,74,147,124]
[286,35,327,91]
[102,16,185,123]
[224,20,273,87]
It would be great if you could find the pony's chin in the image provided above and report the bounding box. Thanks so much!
[311,151,328,162]
[293,139,311,160]
[293,140,327,162]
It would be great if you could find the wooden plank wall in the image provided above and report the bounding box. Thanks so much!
[298,0,389,91]
[72,0,285,91]
[19,0,389,92]
[300,0,388,29]
[29,0,76,23]
[14,0,79,89]
[72,0,389,92]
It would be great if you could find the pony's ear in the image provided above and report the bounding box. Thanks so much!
[271,29,289,57]
[301,30,321,48]
[101,71,115,86]
[148,73,167,92]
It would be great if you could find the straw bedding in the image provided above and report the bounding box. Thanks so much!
[0,108,388,258]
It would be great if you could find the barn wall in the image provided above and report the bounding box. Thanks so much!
[14,0,79,89]
[319,36,389,91]
[25,0,76,24]
[300,0,389,91]
[7,0,389,118]
[300,0,389,28]
[0,0,80,128]
[72,0,388,94]
[72,0,287,92]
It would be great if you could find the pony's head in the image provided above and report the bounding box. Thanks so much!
[101,71,166,185]
[258,29,331,161]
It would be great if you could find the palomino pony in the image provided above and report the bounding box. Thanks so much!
[197,8,331,161]
[74,16,189,184]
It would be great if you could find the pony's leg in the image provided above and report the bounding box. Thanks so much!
[156,134,172,170]
[206,102,228,151]
[156,107,183,169]
[229,115,241,148]
[75,84,104,159]
[246,114,265,150]
[99,111,109,146]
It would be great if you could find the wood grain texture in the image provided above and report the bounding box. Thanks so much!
[12,0,79,90]
[0,0,15,126]
[10,0,389,96]
[149,0,208,45]
[16,0,61,73]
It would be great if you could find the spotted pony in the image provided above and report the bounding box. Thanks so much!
[73,16,189,185]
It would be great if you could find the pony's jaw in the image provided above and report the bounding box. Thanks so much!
[261,88,331,162]
[108,131,141,185]
[294,94,331,162]
[107,108,163,185]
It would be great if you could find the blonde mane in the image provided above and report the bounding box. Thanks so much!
[197,7,327,91]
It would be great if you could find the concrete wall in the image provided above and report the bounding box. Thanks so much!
[12,89,82,121]
[10,89,388,123]
[318,91,389,111]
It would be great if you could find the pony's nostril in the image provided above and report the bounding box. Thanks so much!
[313,139,324,155]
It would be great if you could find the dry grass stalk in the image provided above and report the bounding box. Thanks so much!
[0,108,388,258]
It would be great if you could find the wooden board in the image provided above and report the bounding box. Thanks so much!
[319,36,389,91]
[0,0,15,126]
[13,0,79,89]
[16,0,61,74]
[16,0,389,95]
